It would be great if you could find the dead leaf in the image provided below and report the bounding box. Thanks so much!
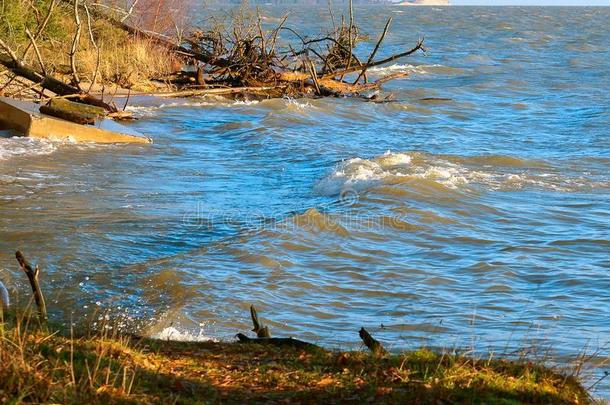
[317,376,335,387]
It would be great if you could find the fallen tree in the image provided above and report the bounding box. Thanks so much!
[1,0,427,118]
[0,53,117,112]
[152,4,426,99]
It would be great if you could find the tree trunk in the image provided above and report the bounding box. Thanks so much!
[0,55,117,112]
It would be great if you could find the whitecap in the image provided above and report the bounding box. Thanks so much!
[151,326,216,342]
[285,98,314,110]
[0,136,58,161]
[367,64,424,75]
[314,151,607,196]
[231,99,260,106]
[126,98,260,117]
[313,157,393,196]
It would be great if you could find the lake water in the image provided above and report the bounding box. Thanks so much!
[1,5,609,397]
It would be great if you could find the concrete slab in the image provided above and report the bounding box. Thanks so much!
[0,97,152,144]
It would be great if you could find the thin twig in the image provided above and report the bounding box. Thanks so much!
[328,0,336,32]
[25,28,46,75]
[307,57,321,95]
[321,38,425,80]
[21,0,57,61]
[120,0,139,23]
[0,39,22,66]
[354,17,392,84]
[69,0,83,88]
[84,4,100,94]
[341,0,354,81]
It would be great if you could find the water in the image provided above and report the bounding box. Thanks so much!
[1,5,609,397]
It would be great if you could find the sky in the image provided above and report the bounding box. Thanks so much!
[451,0,609,4]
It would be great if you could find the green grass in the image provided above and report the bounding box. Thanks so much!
[0,0,65,45]
[0,314,590,404]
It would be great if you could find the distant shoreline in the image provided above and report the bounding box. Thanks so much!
[393,0,450,5]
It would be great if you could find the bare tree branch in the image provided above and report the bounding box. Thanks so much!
[69,0,82,88]
[354,17,392,84]
[25,28,47,75]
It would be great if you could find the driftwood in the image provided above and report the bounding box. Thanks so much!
[48,97,107,117]
[359,327,388,356]
[321,38,426,80]
[39,104,95,124]
[83,2,425,100]
[0,54,117,113]
[354,17,392,84]
[1,1,427,119]
[236,333,321,350]
[15,251,47,321]
[250,305,271,338]
[237,305,321,350]
[152,86,285,99]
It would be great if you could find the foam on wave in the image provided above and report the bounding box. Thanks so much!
[151,326,216,342]
[0,134,58,161]
[314,151,607,196]
[126,98,261,116]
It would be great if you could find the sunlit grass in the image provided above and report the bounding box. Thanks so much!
[0,311,590,404]
[0,0,177,90]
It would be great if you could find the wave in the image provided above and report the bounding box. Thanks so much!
[151,326,216,342]
[126,97,261,116]
[287,208,350,236]
[285,98,314,110]
[367,64,428,75]
[314,151,608,196]
[126,97,319,119]
[367,64,466,76]
[0,135,58,161]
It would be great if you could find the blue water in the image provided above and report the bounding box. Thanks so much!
[1,5,609,397]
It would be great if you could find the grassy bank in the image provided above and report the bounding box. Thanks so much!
[0,315,589,404]
[0,0,177,93]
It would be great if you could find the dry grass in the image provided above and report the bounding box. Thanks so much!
[77,32,178,90]
[0,0,179,92]
[0,312,590,405]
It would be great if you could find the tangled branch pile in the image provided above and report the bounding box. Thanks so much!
[0,0,426,118]
[171,4,426,99]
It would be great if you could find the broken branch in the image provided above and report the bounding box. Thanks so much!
[354,17,392,84]
[15,251,47,321]
[359,327,387,356]
[250,305,271,338]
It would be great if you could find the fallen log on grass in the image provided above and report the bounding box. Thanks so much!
[236,305,321,350]
[236,333,321,350]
